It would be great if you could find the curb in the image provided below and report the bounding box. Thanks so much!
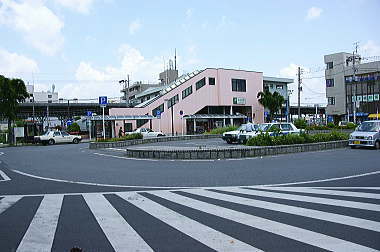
[125,140,349,160]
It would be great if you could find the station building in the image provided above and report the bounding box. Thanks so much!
[107,68,292,136]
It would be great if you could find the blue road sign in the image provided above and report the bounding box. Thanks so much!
[86,111,93,116]
[67,119,73,126]
[179,110,183,116]
[99,96,107,106]
[156,110,161,119]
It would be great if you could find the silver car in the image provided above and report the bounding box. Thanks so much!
[349,120,380,149]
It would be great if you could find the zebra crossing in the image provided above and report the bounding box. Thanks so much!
[0,186,379,251]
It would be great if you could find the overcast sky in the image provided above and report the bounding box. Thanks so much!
[1,0,379,105]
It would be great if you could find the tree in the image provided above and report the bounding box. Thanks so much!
[0,75,29,144]
[67,122,80,133]
[257,90,285,122]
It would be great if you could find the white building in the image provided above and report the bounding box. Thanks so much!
[25,84,59,103]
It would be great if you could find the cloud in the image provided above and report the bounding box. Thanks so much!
[58,44,165,99]
[0,48,39,79]
[129,19,142,35]
[55,0,94,14]
[306,7,323,20]
[0,0,64,56]
[186,8,193,19]
[360,40,380,57]
[279,63,327,105]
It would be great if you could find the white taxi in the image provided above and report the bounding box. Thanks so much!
[35,131,82,145]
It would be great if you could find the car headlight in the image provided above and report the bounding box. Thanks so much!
[365,136,373,140]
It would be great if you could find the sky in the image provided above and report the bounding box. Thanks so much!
[0,0,379,105]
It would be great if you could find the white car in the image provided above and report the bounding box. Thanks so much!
[131,128,165,138]
[238,122,301,144]
[222,123,257,144]
[35,131,82,145]
[349,120,380,149]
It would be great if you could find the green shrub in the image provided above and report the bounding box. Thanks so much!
[67,122,80,132]
[204,126,238,135]
[293,119,307,129]
[246,131,348,146]
[96,133,143,142]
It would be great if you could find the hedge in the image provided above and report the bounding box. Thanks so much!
[246,131,349,146]
[96,133,143,142]
[204,126,238,135]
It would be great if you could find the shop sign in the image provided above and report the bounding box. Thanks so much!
[233,97,246,105]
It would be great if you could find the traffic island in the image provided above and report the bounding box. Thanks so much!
[125,140,349,160]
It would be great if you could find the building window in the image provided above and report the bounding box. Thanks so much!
[264,85,269,92]
[209,77,215,85]
[276,85,283,89]
[328,97,335,105]
[167,94,179,108]
[152,104,164,117]
[232,79,246,92]
[182,86,193,99]
[326,62,333,69]
[326,79,334,87]
[195,78,206,90]
[137,119,149,128]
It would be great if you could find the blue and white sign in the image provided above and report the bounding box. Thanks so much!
[86,111,93,116]
[156,110,161,119]
[67,119,73,126]
[99,96,107,107]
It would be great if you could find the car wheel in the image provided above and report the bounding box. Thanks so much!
[48,139,55,145]
[157,134,164,137]
[73,138,79,144]
[375,141,380,150]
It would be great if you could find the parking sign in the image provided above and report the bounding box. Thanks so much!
[156,110,161,119]
[99,96,107,107]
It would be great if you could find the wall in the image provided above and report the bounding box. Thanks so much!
[110,68,264,135]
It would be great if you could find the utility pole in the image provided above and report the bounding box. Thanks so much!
[119,74,130,107]
[297,67,303,119]
[347,42,361,123]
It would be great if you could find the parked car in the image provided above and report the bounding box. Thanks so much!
[34,130,82,145]
[126,128,165,138]
[238,122,301,144]
[222,123,257,144]
[349,120,380,149]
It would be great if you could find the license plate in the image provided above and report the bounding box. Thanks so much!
[353,141,361,144]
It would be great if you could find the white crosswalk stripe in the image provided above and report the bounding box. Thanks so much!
[0,186,379,251]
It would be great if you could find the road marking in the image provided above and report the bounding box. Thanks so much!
[224,187,380,212]
[11,169,190,189]
[0,169,11,181]
[266,186,380,199]
[93,152,216,162]
[83,193,153,252]
[17,194,63,252]
[258,170,380,187]
[118,192,260,252]
[183,189,380,232]
[0,196,22,214]
[149,190,377,252]
[106,148,127,152]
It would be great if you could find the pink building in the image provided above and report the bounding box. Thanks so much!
[108,68,264,136]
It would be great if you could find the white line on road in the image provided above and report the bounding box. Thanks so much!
[17,194,63,252]
[183,189,380,232]
[118,192,261,252]
[223,187,380,212]
[0,169,11,181]
[0,196,22,215]
[84,193,153,252]
[266,186,380,199]
[149,191,378,252]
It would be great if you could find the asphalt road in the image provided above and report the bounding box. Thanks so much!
[0,142,379,251]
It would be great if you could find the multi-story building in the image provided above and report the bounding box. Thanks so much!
[324,52,380,122]
[109,68,293,135]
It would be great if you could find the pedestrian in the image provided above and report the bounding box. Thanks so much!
[118,127,123,137]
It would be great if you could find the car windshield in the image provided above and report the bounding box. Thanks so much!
[236,124,247,131]
[357,122,380,132]
[258,124,271,131]
[42,131,50,136]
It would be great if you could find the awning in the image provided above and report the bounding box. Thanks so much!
[368,113,380,119]
[183,114,248,119]
[88,115,154,121]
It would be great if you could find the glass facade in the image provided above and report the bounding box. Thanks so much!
[345,72,380,115]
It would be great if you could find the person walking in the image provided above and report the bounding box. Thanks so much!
[118,127,123,138]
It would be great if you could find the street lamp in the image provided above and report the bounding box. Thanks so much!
[164,98,174,136]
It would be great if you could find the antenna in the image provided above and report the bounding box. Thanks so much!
[175,48,177,70]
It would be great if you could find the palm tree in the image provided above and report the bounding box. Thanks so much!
[257,90,285,122]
